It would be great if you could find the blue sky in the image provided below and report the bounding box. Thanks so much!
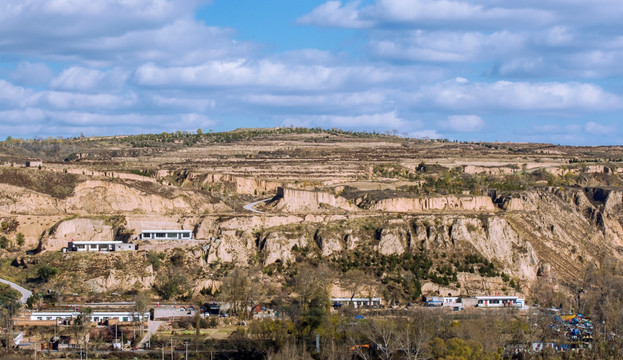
[0,0,622,145]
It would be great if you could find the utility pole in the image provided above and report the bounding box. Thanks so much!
[162,343,165,360]
[171,337,173,360]
[185,340,190,360]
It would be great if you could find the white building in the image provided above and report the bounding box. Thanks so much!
[138,230,193,240]
[331,297,382,308]
[476,296,524,308]
[30,311,149,323]
[67,241,135,252]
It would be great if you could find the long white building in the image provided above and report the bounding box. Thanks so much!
[138,230,192,240]
[475,296,524,308]
[331,297,382,308]
[67,241,135,252]
[30,311,149,323]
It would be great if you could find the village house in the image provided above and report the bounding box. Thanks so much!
[25,160,43,168]
[331,297,382,308]
[64,240,136,252]
[138,229,193,240]
[475,296,524,308]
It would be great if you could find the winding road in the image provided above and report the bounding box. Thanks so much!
[0,277,32,304]
[242,198,272,214]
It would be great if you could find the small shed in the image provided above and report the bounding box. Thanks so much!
[25,160,43,168]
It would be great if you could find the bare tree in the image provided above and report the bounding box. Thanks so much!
[220,268,260,319]
[397,311,434,360]
[132,291,150,344]
[349,318,400,360]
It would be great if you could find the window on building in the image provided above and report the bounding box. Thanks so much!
[182,233,190,238]
[156,233,166,238]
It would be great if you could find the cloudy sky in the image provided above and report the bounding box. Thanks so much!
[1,0,622,144]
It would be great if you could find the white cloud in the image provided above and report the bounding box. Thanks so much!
[410,129,442,139]
[9,62,54,86]
[41,91,137,110]
[50,67,128,91]
[242,92,386,110]
[0,108,46,124]
[440,115,484,132]
[0,79,137,110]
[134,60,394,90]
[301,0,553,29]
[414,78,623,111]
[152,95,216,112]
[297,1,372,29]
[369,30,525,62]
[584,121,615,135]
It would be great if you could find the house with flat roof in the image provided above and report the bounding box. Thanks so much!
[331,297,382,308]
[29,311,149,324]
[476,296,524,308]
[66,241,135,252]
[138,230,193,240]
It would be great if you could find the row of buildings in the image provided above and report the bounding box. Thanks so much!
[329,295,525,310]
[62,229,194,253]
[424,295,525,309]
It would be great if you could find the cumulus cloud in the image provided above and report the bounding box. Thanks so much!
[50,67,129,91]
[151,95,216,112]
[9,62,54,86]
[241,92,387,112]
[0,79,136,110]
[440,115,484,132]
[411,129,442,139]
[584,121,615,135]
[297,1,372,29]
[300,0,553,29]
[369,30,525,62]
[134,60,394,90]
[414,78,623,111]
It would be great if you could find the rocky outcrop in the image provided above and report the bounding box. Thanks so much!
[271,187,359,213]
[66,180,223,215]
[371,195,495,212]
[260,232,308,266]
[45,218,115,251]
[87,266,156,292]
[167,171,280,195]
[0,179,229,216]
[0,183,63,215]
[494,192,538,211]
[315,230,344,256]
[378,227,409,255]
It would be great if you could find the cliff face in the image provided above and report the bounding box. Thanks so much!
[6,172,623,297]
[45,218,115,251]
[371,195,496,212]
[166,171,280,195]
[0,179,228,216]
[270,187,359,213]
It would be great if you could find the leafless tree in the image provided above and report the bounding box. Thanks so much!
[220,267,261,319]
[396,311,434,360]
